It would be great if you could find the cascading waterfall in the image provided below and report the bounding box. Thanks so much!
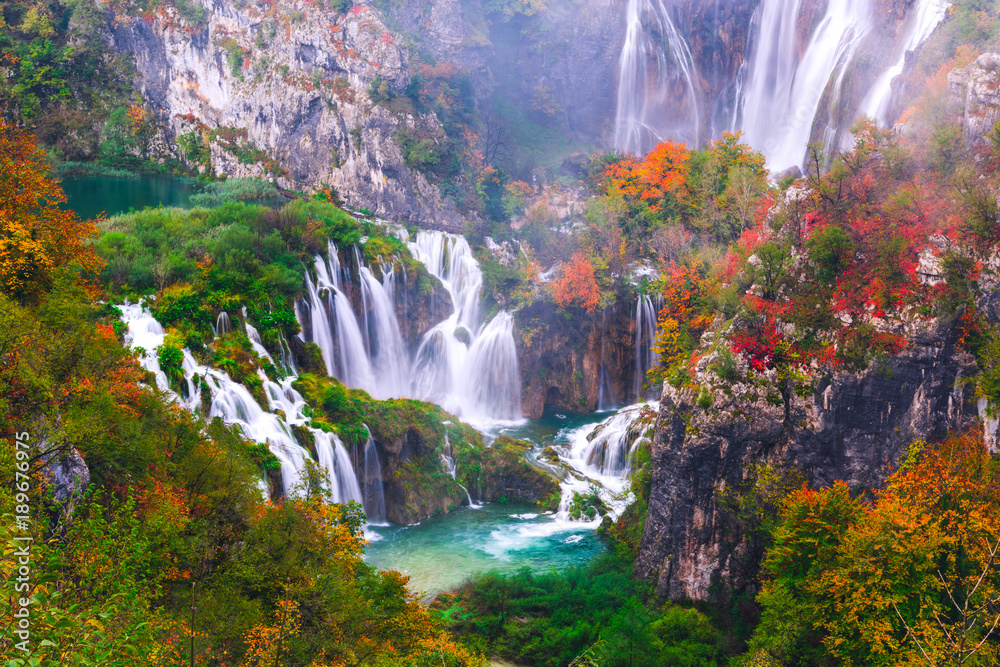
[299,243,375,390]
[314,430,364,503]
[121,303,366,506]
[408,230,522,422]
[297,231,521,423]
[860,0,949,126]
[358,266,409,399]
[462,312,522,421]
[632,295,659,401]
[363,428,387,524]
[580,403,657,476]
[740,0,872,173]
[614,0,947,170]
[613,0,699,154]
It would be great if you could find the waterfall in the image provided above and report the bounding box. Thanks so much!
[362,427,387,524]
[632,295,659,400]
[860,0,949,126]
[408,230,522,423]
[613,0,699,154]
[299,246,375,390]
[314,430,364,504]
[579,403,657,477]
[440,434,479,508]
[243,308,273,364]
[740,0,872,172]
[597,306,615,410]
[358,266,409,399]
[297,231,522,423]
[120,303,368,503]
[215,311,231,336]
[462,312,522,421]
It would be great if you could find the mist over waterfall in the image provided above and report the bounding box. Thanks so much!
[614,0,699,155]
[613,0,950,170]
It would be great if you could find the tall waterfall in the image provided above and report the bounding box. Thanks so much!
[297,231,521,423]
[613,0,947,170]
[860,0,949,126]
[613,0,699,154]
[741,0,872,173]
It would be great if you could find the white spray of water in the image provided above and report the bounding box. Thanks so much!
[740,0,872,172]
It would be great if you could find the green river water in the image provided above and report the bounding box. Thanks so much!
[366,410,617,597]
[61,174,198,220]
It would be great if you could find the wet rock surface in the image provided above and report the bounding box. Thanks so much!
[949,52,1000,147]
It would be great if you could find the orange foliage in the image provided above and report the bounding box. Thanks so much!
[0,120,102,300]
[552,253,600,313]
[604,140,690,213]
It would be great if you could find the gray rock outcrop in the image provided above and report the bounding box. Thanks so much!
[948,52,1000,147]
[635,319,978,601]
[104,0,466,228]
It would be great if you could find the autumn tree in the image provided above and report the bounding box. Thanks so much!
[0,119,102,301]
[552,252,600,313]
[746,433,1000,666]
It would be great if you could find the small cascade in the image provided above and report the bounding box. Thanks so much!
[614,0,699,154]
[120,302,367,503]
[440,434,479,508]
[314,430,364,504]
[243,308,274,364]
[277,334,297,376]
[362,428,387,524]
[860,0,949,126]
[597,307,615,410]
[740,0,872,172]
[632,295,659,401]
[579,403,656,476]
[215,311,231,336]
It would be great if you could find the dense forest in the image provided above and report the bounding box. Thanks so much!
[5,0,1000,665]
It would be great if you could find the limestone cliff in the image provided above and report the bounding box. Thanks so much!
[103,0,465,228]
[635,318,979,601]
[948,53,1000,148]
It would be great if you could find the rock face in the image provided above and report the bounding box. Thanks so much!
[384,0,625,150]
[948,53,1000,147]
[515,298,646,419]
[41,448,91,506]
[104,0,465,228]
[635,319,978,601]
[478,436,560,508]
